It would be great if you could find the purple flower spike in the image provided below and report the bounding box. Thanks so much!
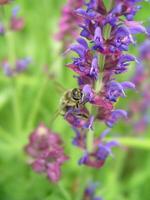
[58,0,145,170]
[55,0,84,49]
[25,123,69,183]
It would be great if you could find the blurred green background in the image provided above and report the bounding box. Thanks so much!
[0,0,150,200]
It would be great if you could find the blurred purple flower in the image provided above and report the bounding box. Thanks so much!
[55,0,84,49]
[25,123,69,183]
[1,58,31,77]
[0,0,11,5]
[82,182,103,200]
[0,22,5,35]
[10,6,25,31]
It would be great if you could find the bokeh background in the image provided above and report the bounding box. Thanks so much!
[0,0,150,200]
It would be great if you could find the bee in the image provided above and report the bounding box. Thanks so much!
[60,88,89,119]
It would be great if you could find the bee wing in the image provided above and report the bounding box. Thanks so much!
[49,109,61,125]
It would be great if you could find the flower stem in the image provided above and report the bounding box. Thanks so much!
[57,182,71,200]
[86,129,94,152]
[27,77,48,131]
[12,79,22,135]
[105,137,150,150]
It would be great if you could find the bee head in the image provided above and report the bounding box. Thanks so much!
[71,88,83,101]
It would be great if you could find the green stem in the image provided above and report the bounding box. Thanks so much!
[0,126,13,142]
[27,77,48,131]
[87,12,113,152]
[5,31,16,64]
[57,182,71,200]
[87,129,94,152]
[12,79,22,134]
[5,19,22,134]
[105,137,150,150]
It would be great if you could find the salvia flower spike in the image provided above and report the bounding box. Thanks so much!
[61,0,146,168]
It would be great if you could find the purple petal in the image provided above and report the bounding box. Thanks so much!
[83,84,94,102]
[121,81,135,89]
[32,159,46,173]
[94,27,103,45]
[47,163,61,183]
[112,109,128,119]
[77,37,88,49]
[100,129,111,139]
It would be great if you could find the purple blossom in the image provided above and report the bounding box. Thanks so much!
[10,6,25,31]
[15,57,31,72]
[114,0,142,20]
[105,109,128,127]
[79,129,118,168]
[82,182,103,200]
[1,61,13,76]
[105,81,135,102]
[115,54,137,74]
[1,58,31,77]
[0,22,5,35]
[111,26,134,52]
[25,123,69,183]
